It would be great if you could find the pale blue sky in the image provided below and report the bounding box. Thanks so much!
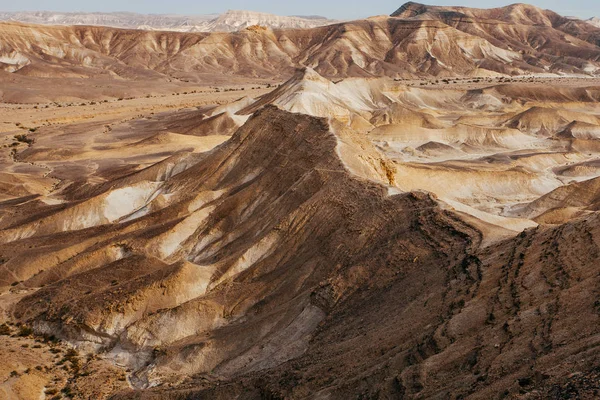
[0,1,598,20]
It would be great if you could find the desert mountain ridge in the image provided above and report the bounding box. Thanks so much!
[0,9,338,32]
[0,62,600,397]
[1,2,600,399]
[0,1,600,93]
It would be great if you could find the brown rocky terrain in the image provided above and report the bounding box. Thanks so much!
[0,2,600,400]
[1,1,600,104]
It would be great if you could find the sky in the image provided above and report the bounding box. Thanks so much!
[0,0,598,20]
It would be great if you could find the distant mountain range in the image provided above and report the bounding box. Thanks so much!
[587,17,600,28]
[0,10,338,32]
[0,2,599,80]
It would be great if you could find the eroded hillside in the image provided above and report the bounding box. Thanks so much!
[0,67,599,398]
[0,1,599,87]
[0,3,600,399]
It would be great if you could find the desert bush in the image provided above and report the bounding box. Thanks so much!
[0,324,10,335]
[17,325,33,337]
[14,134,35,145]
